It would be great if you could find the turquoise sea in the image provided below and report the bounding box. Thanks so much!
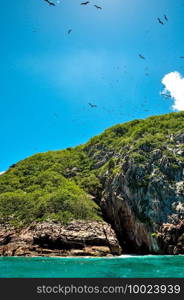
[0,256,184,278]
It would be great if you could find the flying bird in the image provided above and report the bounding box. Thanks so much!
[88,103,97,108]
[81,1,90,5]
[94,5,102,9]
[157,17,164,25]
[161,91,171,98]
[139,54,145,60]
[164,15,168,21]
[43,0,56,6]
[180,56,184,59]
[68,29,72,34]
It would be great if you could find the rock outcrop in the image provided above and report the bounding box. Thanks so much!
[86,131,184,254]
[0,221,122,257]
[157,219,184,254]
[99,147,184,253]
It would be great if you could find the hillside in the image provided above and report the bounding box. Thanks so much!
[0,111,184,254]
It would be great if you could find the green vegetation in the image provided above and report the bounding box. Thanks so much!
[85,112,184,153]
[1,111,184,227]
[151,232,158,238]
[0,170,101,226]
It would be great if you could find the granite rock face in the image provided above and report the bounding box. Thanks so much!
[0,221,122,257]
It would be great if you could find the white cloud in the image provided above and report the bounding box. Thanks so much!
[0,171,5,176]
[161,71,184,111]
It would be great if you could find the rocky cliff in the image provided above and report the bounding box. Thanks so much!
[0,112,184,255]
[99,140,184,253]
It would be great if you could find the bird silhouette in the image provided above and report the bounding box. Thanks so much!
[164,15,168,21]
[180,56,184,59]
[94,5,102,9]
[81,1,90,5]
[43,0,56,6]
[139,54,145,60]
[157,17,164,25]
[161,91,171,98]
[88,103,97,108]
[68,29,72,34]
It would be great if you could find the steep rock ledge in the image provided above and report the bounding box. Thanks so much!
[0,221,122,257]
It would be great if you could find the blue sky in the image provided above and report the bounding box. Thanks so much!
[1,0,184,171]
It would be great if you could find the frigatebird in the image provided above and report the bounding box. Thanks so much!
[164,15,168,21]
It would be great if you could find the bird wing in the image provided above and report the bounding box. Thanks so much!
[158,18,164,24]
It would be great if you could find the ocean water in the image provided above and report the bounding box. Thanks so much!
[0,255,183,278]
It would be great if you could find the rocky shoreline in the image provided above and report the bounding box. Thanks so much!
[157,219,184,255]
[0,220,122,257]
[1,219,184,257]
